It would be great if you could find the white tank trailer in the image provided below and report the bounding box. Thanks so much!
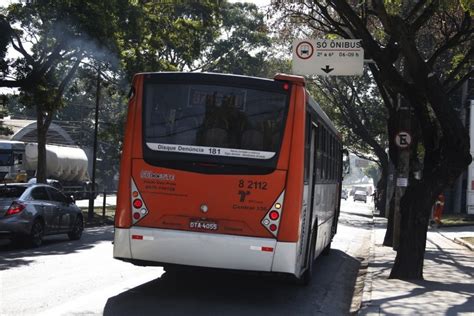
[24,143,89,182]
[0,140,95,199]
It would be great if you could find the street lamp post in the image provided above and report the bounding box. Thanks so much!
[88,67,101,221]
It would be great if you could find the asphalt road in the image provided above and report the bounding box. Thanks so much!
[0,198,372,316]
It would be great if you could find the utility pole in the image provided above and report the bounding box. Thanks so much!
[88,66,101,221]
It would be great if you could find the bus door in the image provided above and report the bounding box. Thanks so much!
[302,116,318,265]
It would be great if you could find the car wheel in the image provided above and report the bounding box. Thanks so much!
[30,220,44,247]
[68,216,84,240]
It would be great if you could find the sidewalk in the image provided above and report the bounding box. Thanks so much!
[359,217,474,315]
[75,194,117,208]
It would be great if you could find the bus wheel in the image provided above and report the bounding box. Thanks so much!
[322,241,331,256]
[295,228,317,286]
[297,247,314,285]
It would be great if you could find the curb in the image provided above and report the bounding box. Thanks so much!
[453,237,474,251]
[354,212,376,315]
[437,229,474,251]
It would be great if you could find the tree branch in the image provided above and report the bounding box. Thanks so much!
[428,11,472,67]
[410,0,439,32]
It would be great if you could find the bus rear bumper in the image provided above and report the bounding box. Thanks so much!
[113,227,298,275]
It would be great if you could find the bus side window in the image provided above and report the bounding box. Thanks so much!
[304,113,311,183]
[315,122,323,182]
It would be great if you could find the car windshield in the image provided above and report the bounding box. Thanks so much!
[0,185,26,198]
[355,191,367,195]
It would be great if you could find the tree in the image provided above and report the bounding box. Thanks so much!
[309,73,389,215]
[0,0,123,182]
[272,1,473,279]
[58,64,127,191]
[119,1,272,79]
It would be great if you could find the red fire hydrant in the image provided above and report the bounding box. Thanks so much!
[433,193,445,225]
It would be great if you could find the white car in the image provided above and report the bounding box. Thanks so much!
[353,190,368,203]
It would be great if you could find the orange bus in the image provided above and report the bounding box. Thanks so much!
[114,72,343,284]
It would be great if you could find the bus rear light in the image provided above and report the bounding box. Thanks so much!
[131,179,149,224]
[132,235,143,240]
[261,190,285,238]
[269,211,279,220]
[133,199,143,209]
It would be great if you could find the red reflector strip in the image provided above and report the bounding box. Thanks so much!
[132,235,143,240]
[250,246,274,252]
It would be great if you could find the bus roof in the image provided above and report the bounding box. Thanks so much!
[136,72,279,85]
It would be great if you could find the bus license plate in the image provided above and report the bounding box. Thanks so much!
[189,220,218,231]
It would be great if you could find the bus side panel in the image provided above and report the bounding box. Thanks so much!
[313,183,337,256]
[115,75,144,229]
[277,84,306,242]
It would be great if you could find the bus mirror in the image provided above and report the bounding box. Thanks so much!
[342,149,350,175]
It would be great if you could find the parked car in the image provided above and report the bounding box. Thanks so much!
[0,183,83,247]
[353,190,368,203]
[341,189,348,200]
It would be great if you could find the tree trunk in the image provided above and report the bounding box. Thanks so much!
[389,183,430,279]
[375,163,388,216]
[35,104,54,184]
[36,107,47,183]
[383,192,395,247]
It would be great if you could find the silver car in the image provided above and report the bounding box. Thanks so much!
[0,183,84,247]
[353,190,368,203]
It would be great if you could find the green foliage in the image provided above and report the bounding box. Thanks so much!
[309,70,388,161]
[0,96,13,136]
[118,1,221,77]
[1,0,276,187]
[363,163,381,185]
[118,1,271,78]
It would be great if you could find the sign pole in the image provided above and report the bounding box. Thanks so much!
[393,94,411,250]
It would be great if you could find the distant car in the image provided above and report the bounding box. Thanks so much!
[341,189,348,200]
[0,183,83,247]
[353,190,368,203]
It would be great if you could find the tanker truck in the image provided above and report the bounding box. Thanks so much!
[0,140,96,199]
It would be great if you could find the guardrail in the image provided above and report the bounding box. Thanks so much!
[73,190,117,223]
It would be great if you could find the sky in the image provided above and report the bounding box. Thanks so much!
[0,0,273,7]
[229,0,271,6]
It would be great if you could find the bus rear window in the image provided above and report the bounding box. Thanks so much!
[143,83,288,162]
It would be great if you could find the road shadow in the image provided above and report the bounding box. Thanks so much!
[104,249,361,316]
[0,226,114,271]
